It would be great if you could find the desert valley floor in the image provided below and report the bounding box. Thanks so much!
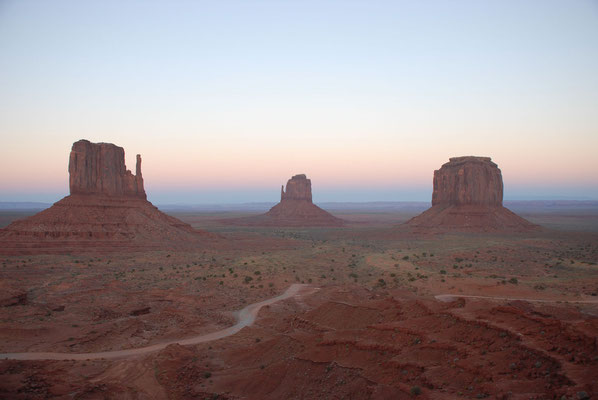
[1,204,597,399]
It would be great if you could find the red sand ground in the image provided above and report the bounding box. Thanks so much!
[0,209,597,399]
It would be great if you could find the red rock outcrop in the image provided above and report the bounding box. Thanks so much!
[280,174,312,202]
[407,156,537,232]
[0,140,217,254]
[432,156,502,207]
[69,140,145,198]
[224,174,344,227]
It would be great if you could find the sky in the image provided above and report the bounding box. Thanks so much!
[1,0,597,204]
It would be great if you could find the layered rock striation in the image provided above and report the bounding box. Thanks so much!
[224,174,344,227]
[406,156,537,232]
[0,140,216,254]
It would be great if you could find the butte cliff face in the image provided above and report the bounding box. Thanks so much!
[224,174,344,227]
[0,140,216,254]
[431,157,502,207]
[407,156,537,232]
[69,140,146,198]
[280,174,312,202]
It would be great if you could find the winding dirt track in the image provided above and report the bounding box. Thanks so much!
[435,293,598,304]
[0,284,312,361]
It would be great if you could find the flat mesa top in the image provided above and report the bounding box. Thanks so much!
[446,156,497,167]
[291,174,308,180]
[75,139,122,148]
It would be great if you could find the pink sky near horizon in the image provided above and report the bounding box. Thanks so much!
[1,1,597,202]
[1,134,597,203]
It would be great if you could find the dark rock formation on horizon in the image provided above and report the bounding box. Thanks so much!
[223,174,344,227]
[0,140,216,254]
[406,156,537,232]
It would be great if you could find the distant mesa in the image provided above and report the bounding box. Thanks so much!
[0,139,216,254]
[406,156,537,232]
[224,174,344,227]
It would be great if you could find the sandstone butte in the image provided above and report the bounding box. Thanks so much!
[225,174,344,227]
[0,140,216,255]
[406,156,537,232]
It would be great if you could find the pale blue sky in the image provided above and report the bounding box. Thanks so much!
[1,0,597,203]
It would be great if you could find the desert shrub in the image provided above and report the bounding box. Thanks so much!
[410,386,421,396]
[509,277,518,284]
